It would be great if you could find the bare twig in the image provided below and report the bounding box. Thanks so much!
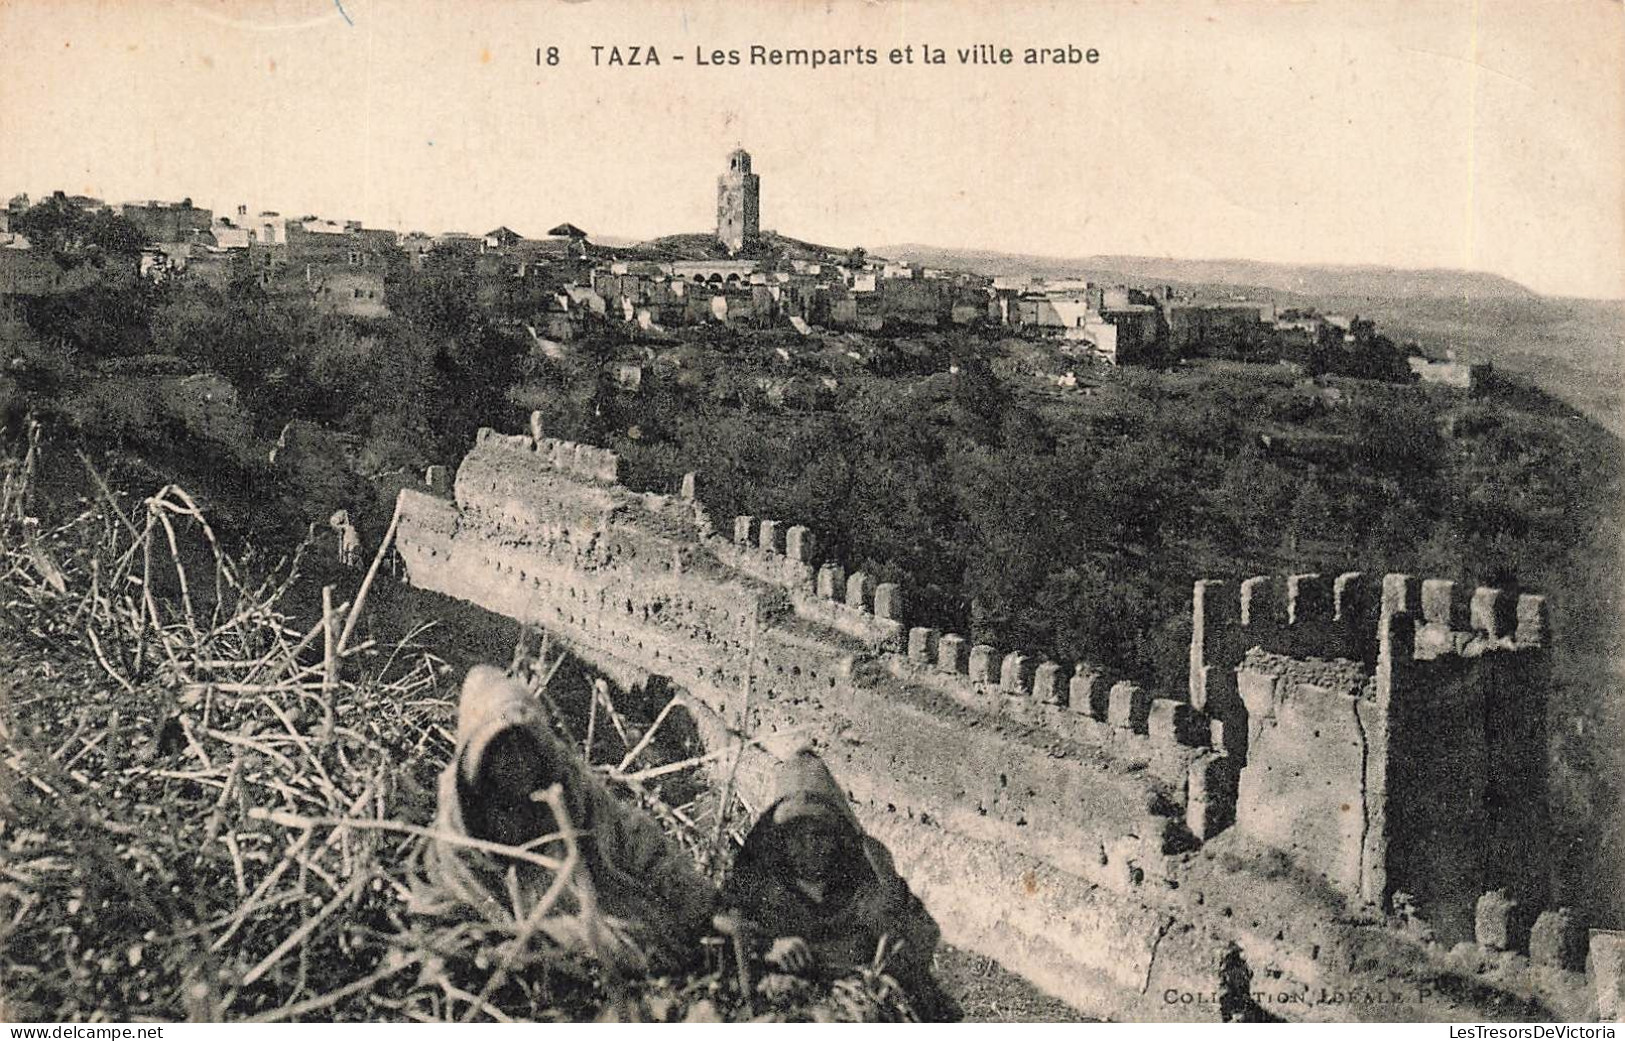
[240,870,372,987]
[713,612,758,859]
[248,807,568,873]
[461,783,582,1022]
[615,695,684,773]
[244,954,423,1024]
[322,585,338,692]
[337,497,402,654]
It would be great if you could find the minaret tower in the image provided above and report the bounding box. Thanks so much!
[716,147,760,254]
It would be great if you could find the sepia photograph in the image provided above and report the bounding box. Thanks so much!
[0,0,1621,1027]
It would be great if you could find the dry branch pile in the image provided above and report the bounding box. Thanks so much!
[0,427,913,1023]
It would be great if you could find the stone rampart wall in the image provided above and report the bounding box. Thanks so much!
[391,421,1591,1020]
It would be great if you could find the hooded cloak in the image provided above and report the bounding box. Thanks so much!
[723,748,943,1006]
[416,666,717,976]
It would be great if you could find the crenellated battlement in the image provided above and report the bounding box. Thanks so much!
[891,622,1216,836]
[716,513,819,590]
[712,511,910,650]
[1190,571,1550,757]
[1411,576,1549,658]
[473,423,625,485]
[1219,570,1555,944]
[1191,572,1383,749]
[390,422,1584,1020]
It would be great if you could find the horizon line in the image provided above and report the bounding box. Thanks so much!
[16,184,1625,303]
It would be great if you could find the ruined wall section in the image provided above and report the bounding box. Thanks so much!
[403,430,776,730]
[748,634,1195,886]
[1226,572,1553,946]
[1233,651,1376,897]
[722,515,906,653]
[1377,579,1552,945]
[885,634,1207,803]
[1190,572,1385,763]
[400,481,764,721]
[719,515,816,591]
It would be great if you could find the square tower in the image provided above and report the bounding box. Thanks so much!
[717,148,760,254]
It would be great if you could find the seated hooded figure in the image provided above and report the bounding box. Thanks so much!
[722,747,953,1019]
[417,665,718,977]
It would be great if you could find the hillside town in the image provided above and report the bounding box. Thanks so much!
[0,148,1485,391]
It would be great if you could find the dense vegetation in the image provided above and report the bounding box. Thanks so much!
[1,201,1619,925]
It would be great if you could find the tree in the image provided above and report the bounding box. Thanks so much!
[19,266,158,359]
[12,195,146,264]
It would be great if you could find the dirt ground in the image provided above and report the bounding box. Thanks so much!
[934,946,1085,1021]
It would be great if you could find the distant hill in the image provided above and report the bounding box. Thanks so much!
[876,245,1541,302]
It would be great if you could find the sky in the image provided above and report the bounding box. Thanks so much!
[1,0,1621,299]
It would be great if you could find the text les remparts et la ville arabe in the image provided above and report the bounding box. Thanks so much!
[536,43,1101,68]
